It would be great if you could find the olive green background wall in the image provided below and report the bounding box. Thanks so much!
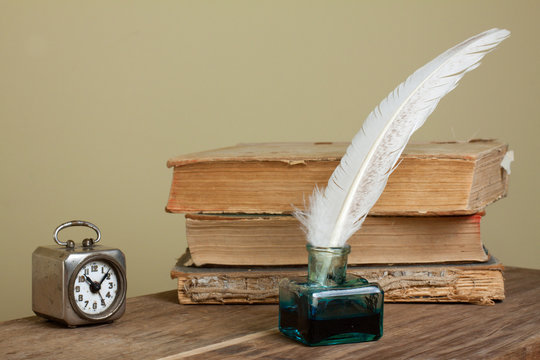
[1,1,538,322]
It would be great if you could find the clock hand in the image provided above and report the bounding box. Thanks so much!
[99,269,111,285]
[84,275,95,286]
[97,290,106,304]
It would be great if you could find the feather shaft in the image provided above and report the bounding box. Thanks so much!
[295,28,510,248]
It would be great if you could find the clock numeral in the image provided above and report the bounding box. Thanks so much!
[84,300,89,308]
[101,299,106,307]
[84,268,89,275]
[78,275,85,283]
[108,282,114,289]
[91,265,98,272]
[92,302,98,310]
[75,286,80,293]
[78,294,83,301]
[106,292,111,298]
[107,273,111,280]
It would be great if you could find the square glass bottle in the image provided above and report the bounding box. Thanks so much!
[279,244,383,346]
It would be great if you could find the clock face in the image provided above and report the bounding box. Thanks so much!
[69,257,125,320]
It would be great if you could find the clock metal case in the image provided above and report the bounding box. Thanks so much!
[32,244,127,326]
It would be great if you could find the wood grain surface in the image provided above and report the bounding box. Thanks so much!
[1,267,538,360]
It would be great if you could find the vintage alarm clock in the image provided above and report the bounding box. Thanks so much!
[32,220,127,327]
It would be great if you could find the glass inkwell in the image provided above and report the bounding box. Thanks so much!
[279,244,383,346]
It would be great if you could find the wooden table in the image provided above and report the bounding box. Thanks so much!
[1,267,539,359]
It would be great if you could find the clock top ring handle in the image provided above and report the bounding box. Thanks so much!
[53,220,101,246]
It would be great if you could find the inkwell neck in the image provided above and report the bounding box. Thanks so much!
[307,244,350,286]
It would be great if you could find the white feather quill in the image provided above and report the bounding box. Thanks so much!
[295,28,510,248]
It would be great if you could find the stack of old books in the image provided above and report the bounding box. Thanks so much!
[166,140,512,305]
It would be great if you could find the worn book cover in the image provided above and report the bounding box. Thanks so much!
[185,213,488,266]
[171,253,504,306]
[166,140,510,215]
